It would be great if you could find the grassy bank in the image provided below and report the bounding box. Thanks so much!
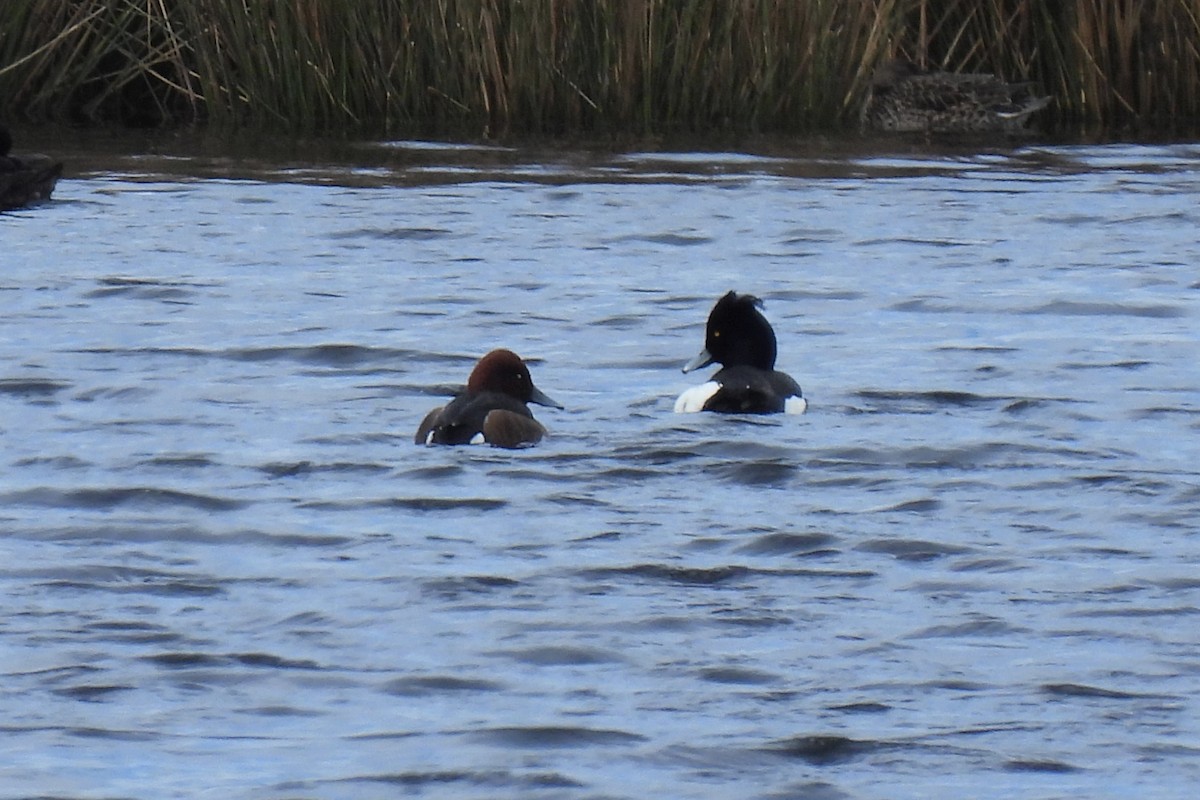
[2,0,1198,136]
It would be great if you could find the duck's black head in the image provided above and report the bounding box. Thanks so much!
[700,291,778,371]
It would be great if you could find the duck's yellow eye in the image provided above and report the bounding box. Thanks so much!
[713,330,721,338]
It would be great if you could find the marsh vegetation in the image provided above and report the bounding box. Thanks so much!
[2,0,1197,136]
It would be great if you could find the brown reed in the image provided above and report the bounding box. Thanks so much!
[1,0,1198,136]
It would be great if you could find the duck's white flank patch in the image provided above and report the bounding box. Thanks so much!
[785,395,808,415]
[674,381,720,413]
[469,432,486,445]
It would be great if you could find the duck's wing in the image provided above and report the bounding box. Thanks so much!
[915,73,1048,115]
[898,75,987,113]
[482,408,546,448]
[699,366,792,414]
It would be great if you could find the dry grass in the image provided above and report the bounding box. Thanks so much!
[2,0,1198,135]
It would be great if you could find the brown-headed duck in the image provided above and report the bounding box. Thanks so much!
[416,349,562,448]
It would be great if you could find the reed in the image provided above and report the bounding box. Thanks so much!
[2,0,1198,135]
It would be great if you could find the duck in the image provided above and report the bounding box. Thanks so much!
[415,349,562,448]
[675,291,807,415]
[1,124,63,211]
[861,58,1051,134]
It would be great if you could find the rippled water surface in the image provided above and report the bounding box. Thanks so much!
[3,133,1200,799]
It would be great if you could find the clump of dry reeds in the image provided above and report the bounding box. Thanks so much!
[2,0,1197,135]
[885,0,1200,133]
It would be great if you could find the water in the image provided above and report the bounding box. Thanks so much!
[2,133,1199,799]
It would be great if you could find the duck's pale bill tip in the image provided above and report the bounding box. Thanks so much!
[682,349,714,374]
